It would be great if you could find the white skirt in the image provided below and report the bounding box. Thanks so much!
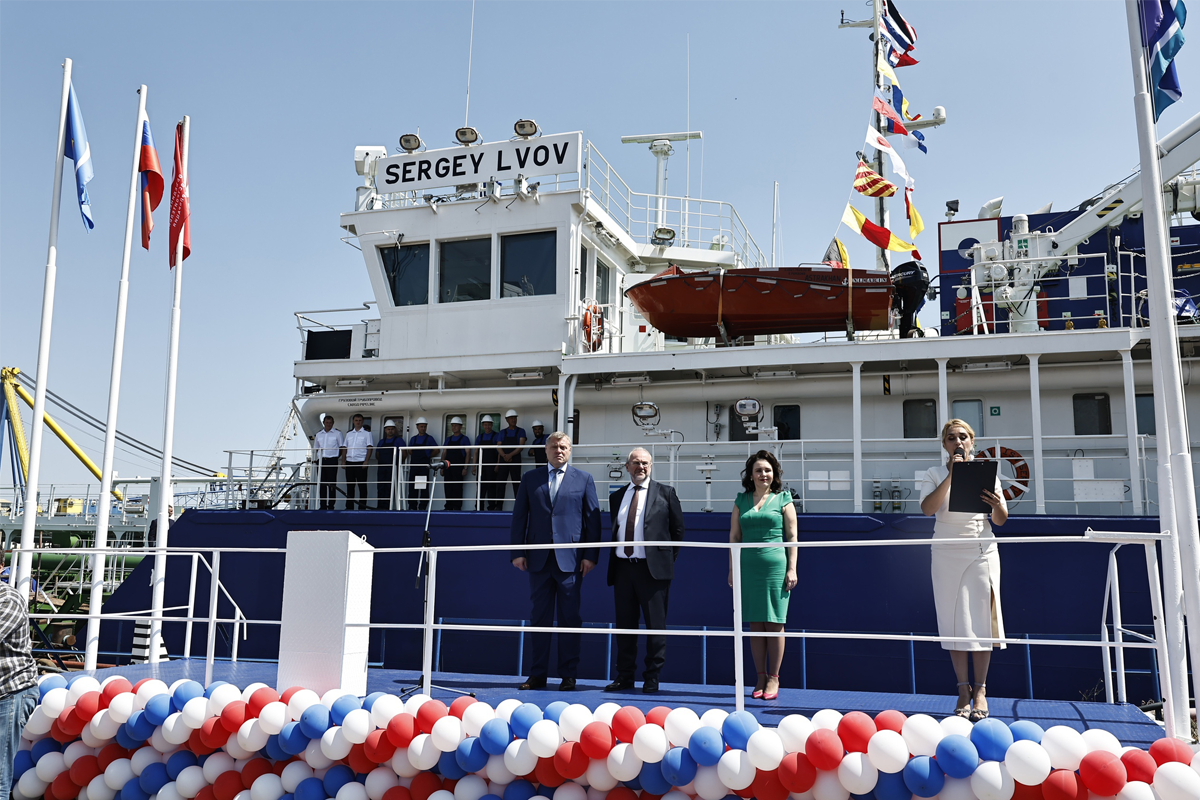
[931,524,1005,652]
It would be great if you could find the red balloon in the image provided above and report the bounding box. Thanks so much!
[75,692,102,722]
[642,794,664,800]
[578,720,614,759]
[1042,769,1086,800]
[51,771,80,799]
[442,779,459,794]
[448,696,477,719]
[387,713,419,748]
[247,687,279,717]
[409,772,443,800]
[279,686,305,705]
[535,756,565,787]
[1122,748,1158,783]
[96,744,131,771]
[873,709,907,734]
[240,758,273,790]
[214,770,245,800]
[778,752,817,793]
[382,787,414,800]
[188,727,218,756]
[1149,737,1194,766]
[69,754,101,788]
[50,717,74,744]
[365,728,398,763]
[553,742,589,780]
[196,786,218,800]
[272,758,296,776]
[58,705,86,737]
[646,707,672,728]
[804,729,845,771]
[1012,781,1045,800]
[607,788,638,800]
[43,778,60,800]
[1079,751,1127,797]
[101,679,132,704]
[200,717,229,748]
[348,743,377,774]
[611,707,646,744]
[220,700,249,734]
[733,785,755,799]
[751,767,789,800]
[837,712,877,754]
[416,700,449,735]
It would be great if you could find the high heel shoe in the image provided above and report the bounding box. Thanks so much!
[752,672,766,699]
[969,683,989,721]
[954,682,972,718]
[762,674,780,701]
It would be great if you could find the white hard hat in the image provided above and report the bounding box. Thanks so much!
[450,416,464,425]
[415,417,428,425]
[383,419,399,428]
[505,409,519,418]
[481,415,494,423]
[532,420,545,427]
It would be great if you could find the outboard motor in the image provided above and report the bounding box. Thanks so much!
[891,260,930,339]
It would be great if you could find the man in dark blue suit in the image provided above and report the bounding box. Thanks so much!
[510,431,601,691]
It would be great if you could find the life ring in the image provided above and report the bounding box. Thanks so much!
[976,445,1030,501]
[582,304,604,352]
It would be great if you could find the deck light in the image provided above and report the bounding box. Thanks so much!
[455,126,481,145]
[514,119,539,138]
[399,133,423,153]
[945,199,960,221]
[651,227,676,246]
[631,402,661,428]
[507,371,544,380]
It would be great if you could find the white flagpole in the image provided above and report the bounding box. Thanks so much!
[16,58,74,598]
[1124,0,1199,739]
[84,85,148,671]
[150,115,189,663]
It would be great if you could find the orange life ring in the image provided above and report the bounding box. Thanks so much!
[976,445,1030,501]
[582,304,604,352]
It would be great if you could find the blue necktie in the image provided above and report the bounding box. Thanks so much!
[550,469,564,505]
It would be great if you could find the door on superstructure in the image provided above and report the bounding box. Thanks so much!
[951,400,984,437]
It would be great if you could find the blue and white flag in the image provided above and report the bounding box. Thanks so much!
[64,82,94,230]
[1141,0,1187,120]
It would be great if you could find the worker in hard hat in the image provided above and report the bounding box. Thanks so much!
[528,420,548,467]
[374,420,404,510]
[406,417,439,511]
[497,409,528,511]
[441,417,472,511]
[473,415,503,510]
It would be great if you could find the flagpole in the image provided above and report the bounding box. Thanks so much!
[1125,0,1200,740]
[84,85,148,672]
[16,59,74,598]
[150,114,189,663]
[870,0,889,273]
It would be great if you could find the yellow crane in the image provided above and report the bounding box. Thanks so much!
[1,367,123,501]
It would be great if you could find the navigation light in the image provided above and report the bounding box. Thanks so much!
[651,227,676,247]
[399,133,423,153]
[514,119,539,138]
[456,127,481,145]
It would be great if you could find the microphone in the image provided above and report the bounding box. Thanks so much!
[954,447,965,459]
[429,459,448,471]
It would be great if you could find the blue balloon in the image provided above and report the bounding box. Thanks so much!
[661,747,698,787]
[280,721,312,756]
[622,776,642,791]
[873,773,912,800]
[331,695,361,726]
[543,701,569,723]
[439,749,468,780]
[935,735,979,779]
[535,787,555,799]
[38,675,67,699]
[970,718,1014,762]
[265,734,289,762]
[639,759,672,795]
[30,738,61,761]
[510,704,543,739]
[121,776,151,800]
[362,692,385,713]
[296,776,328,800]
[503,779,537,800]
[12,749,33,780]
[197,754,211,768]
[171,681,205,713]
[203,681,228,698]
[116,723,145,750]
[166,750,198,780]
[324,765,355,797]
[687,726,724,767]
[480,795,503,800]
[140,762,170,795]
[457,737,490,773]
[721,711,760,750]
[903,756,945,798]
[300,704,332,739]
[143,693,173,726]
[1009,720,1044,743]
[479,718,512,755]
[127,709,157,741]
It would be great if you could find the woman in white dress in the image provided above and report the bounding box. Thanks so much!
[919,418,1007,721]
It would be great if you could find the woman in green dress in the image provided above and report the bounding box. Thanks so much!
[728,450,798,700]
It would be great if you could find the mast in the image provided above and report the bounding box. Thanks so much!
[871,0,889,272]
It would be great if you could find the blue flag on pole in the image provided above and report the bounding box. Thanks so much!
[63,82,94,230]
[1140,0,1187,120]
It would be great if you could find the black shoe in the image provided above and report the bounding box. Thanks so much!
[604,679,635,692]
[519,676,547,690]
[559,677,577,691]
[642,678,660,694]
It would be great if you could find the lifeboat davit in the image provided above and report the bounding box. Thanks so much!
[624,265,893,339]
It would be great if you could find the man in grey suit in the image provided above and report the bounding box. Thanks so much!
[510,431,601,691]
[604,447,685,693]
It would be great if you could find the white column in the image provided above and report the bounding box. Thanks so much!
[936,358,949,429]
[1120,350,1145,515]
[851,361,863,513]
[1029,355,1046,515]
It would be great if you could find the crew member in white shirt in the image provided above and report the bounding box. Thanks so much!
[313,415,345,510]
[343,414,374,510]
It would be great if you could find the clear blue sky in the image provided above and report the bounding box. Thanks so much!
[1,1,1193,485]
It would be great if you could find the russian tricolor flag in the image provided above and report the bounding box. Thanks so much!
[139,118,164,249]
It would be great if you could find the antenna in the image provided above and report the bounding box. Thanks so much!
[621,131,703,227]
[772,181,779,267]
[464,0,476,128]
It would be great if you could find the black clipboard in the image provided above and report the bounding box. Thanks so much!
[948,460,999,514]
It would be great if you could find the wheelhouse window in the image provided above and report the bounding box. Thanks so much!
[1073,393,1112,435]
[501,230,556,298]
[440,238,491,303]
[903,399,938,439]
[773,405,801,440]
[380,243,429,307]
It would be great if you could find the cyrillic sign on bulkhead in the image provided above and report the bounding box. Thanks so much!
[374,132,582,194]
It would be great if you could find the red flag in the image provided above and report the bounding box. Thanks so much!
[139,118,163,250]
[168,121,190,268]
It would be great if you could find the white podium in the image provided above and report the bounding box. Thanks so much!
[276,530,375,695]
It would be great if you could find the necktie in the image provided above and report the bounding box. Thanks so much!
[550,469,563,505]
[624,485,641,557]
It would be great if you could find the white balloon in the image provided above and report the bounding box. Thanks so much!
[528,719,563,758]
[174,765,207,799]
[661,791,690,800]
[717,749,755,791]
[238,719,269,752]
[150,724,178,754]
[371,695,405,731]
[363,767,399,800]
[42,688,69,718]
[162,712,193,745]
[23,706,54,736]
[407,733,441,770]
[553,783,586,800]
[454,774,489,800]
[836,752,878,796]
[1042,726,1087,771]
[606,742,643,782]
[322,726,354,760]
[593,703,621,727]
[866,730,908,774]
[208,684,243,718]
[343,708,373,744]
[159,782,184,800]
[632,723,669,763]
[68,676,102,704]
[104,758,134,791]
[18,769,48,799]
[693,764,728,800]
[482,751,513,785]
[699,709,729,732]
[88,773,118,800]
[495,699,521,723]
[225,732,254,760]
[107,693,136,725]
[391,747,419,778]
[288,689,321,721]
[778,715,814,754]
[664,708,701,748]
[337,782,369,800]
[250,773,285,800]
[505,738,539,776]
[181,696,210,729]
[35,751,67,782]
[811,710,843,732]
[259,701,289,735]
[428,791,455,800]
[241,684,269,703]
[939,715,974,739]
[305,738,334,770]
[63,741,92,767]
[938,775,976,800]
[1116,781,1156,800]
[1080,728,1123,756]
[585,789,607,800]
[747,728,786,771]
[321,689,349,708]
[811,769,849,800]
[560,704,594,743]
[281,761,315,792]
[404,694,432,716]
[970,761,1015,800]
[431,715,465,752]
[203,753,235,783]
[461,702,496,739]
[81,724,107,749]
[585,756,618,791]
[901,714,943,757]
[136,680,170,704]
[1004,740,1052,786]
[1155,762,1200,800]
